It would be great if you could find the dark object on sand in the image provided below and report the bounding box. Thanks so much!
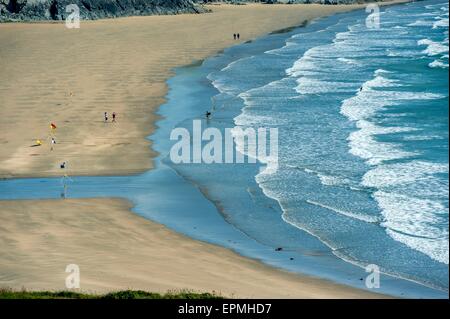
[60,162,66,169]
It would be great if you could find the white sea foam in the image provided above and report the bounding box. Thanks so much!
[340,69,445,167]
[265,41,297,56]
[286,50,317,77]
[375,191,449,264]
[348,121,419,165]
[294,77,356,94]
[387,49,423,58]
[433,17,449,29]
[426,2,450,10]
[341,70,444,122]
[408,19,434,27]
[300,166,352,187]
[235,1,450,285]
[402,134,444,141]
[220,59,241,72]
[340,71,398,121]
[306,200,382,224]
[317,173,351,187]
[362,161,449,189]
[337,57,359,65]
[340,63,450,265]
[287,39,369,95]
[328,18,450,263]
[429,59,449,68]
[417,38,449,56]
[341,89,443,122]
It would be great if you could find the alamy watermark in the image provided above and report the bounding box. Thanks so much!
[65,264,80,289]
[366,4,381,29]
[170,120,278,172]
[65,4,80,29]
[365,264,381,289]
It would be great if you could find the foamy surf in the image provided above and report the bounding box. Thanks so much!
[418,38,449,56]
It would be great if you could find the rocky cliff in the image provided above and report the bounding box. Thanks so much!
[0,0,205,21]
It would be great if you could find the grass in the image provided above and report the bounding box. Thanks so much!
[0,288,223,299]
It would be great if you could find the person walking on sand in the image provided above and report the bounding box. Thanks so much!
[233,33,236,40]
[104,112,108,122]
[237,33,240,40]
[51,137,56,151]
[112,112,116,122]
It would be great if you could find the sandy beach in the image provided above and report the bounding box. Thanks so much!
[0,2,409,298]
[0,198,386,298]
[0,2,405,179]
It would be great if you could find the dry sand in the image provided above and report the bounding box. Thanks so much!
[0,198,385,298]
[0,2,405,178]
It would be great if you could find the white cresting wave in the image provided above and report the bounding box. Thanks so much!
[363,160,449,264]
[340,69,448,264]
[375,191,449,264]
[280,0,449,265]
[214,1,450,282]
[429,59,449,68]
[306,200,382,224]
[274,3,449,267]
[340,70,445,165]
[417,38,449,56]
[419,2,449,68]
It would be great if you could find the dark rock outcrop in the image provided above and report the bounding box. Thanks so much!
[0,0,205,21]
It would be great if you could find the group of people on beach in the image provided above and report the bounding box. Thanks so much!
[32,95,120,196]
[104,111,117,122]
[233,33,240,40]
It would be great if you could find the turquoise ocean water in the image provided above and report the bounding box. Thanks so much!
[167,0,449,292]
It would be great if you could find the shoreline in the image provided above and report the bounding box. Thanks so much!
[0,0,433,299]
[146,9,447,297]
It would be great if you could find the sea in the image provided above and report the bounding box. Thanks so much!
[0,0,448,297]
[164,0,449,293]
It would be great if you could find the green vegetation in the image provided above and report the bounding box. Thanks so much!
[0,288,223,299]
